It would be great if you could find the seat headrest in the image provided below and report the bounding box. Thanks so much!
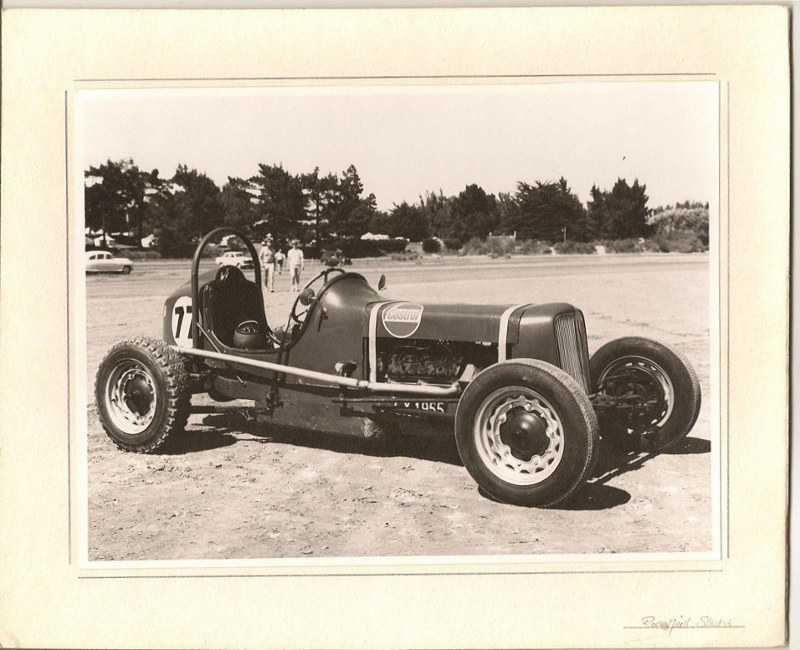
[215,265,246,283]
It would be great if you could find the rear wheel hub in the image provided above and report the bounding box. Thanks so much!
[105,360,158,434]
[124,375,154,416]
[598,356,674,433]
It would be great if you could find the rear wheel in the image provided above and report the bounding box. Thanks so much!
[95,336,191,452]
[455,360,598,507]
[590,337,701,450]
[121,265,132,274]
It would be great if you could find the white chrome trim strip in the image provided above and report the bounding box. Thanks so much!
[498,304,532,362]
[368,301,396,382]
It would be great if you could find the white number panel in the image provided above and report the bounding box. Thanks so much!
[171,296,193,347]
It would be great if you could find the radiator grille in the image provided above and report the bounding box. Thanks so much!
[554,311,591,392]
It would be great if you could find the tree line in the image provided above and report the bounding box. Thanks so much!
[85,159,707,257]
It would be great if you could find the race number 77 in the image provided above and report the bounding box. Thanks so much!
[170,296,193,347]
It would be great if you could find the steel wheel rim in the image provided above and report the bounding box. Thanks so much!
[473,387,565,486]
[598,355,674,429]
[104,358,158,434]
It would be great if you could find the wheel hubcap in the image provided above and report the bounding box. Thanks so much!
[124,375,153,416]
[474,388,564,486]
[499,409,550,461]
[105,359,158,434]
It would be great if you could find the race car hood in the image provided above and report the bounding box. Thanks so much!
[366,300,575,344]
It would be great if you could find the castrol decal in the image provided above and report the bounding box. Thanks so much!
[381,303,424,338]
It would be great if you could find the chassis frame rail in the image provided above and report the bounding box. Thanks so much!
[173,346,463,397]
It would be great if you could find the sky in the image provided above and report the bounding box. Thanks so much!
[79,82,719,212]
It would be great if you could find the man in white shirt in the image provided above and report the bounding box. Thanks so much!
[287,240,305,292]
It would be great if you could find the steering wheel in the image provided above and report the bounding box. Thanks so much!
[289,267,346,325]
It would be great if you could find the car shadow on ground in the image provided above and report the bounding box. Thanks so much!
[556,435,711,511]
[170,410,710,512]
[159,430,240,454]
[190,411,464,466]
[658,436,711,454]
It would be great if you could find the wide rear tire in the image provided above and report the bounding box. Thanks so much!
[455,360,598,508]
[95,336,191,452]
[590,337,701,450]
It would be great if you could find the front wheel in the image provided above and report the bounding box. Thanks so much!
[590,337,701,450]
[95,336,191,452]
[455,360,598,508]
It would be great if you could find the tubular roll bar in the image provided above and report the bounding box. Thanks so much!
[191,227,263,352]
[173,346,462,397]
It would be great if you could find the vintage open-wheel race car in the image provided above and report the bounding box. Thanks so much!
[95,227,701,508]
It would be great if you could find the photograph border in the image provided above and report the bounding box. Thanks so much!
[71,74,725,575]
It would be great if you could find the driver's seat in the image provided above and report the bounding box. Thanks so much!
[200,266,271,349]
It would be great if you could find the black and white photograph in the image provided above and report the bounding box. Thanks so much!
[0,7,789,649]
[78,82,719,562]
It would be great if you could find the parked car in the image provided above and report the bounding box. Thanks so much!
[85,250,133,274]
[215,250,254,269]
[95,228,701,508]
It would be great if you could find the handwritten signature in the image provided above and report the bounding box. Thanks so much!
[631,616,738,633]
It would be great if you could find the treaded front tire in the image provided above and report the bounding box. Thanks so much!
[590,337,701,450]
[455,359,599,508]
[95,336,191,452]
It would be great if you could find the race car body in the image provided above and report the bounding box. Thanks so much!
[97,227,701,507]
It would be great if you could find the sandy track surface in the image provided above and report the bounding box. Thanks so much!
[85,254,712,560]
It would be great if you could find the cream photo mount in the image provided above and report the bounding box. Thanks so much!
[2,8,787,649]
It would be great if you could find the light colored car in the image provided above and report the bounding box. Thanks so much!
[85,250,133,274]
[214,250,254,269]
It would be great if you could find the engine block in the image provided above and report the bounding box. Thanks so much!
[379,341,464,382]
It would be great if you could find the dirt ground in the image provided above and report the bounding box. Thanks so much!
[85,254,712,560]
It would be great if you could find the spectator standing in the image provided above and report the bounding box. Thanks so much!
[275,249,285,274]
[287,240,305,292]
[259,238,276,293]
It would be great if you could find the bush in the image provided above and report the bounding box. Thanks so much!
[651,232,707,253]
[376,238,409,254]
[604,238,643,253]
[553,240,596,255]
[459,237,553,257]
[515,240,552,255]
[391,251,421,261]
[443,238,462,252]
[641,239,662,253]
[461,237,514,257]
[422,238,442,254]
[461,237,487,255]
[123,249,163,260]
[153,232,198,258]
[327,237,410,258]
[337,238,383,258]
[485,238,514,258]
